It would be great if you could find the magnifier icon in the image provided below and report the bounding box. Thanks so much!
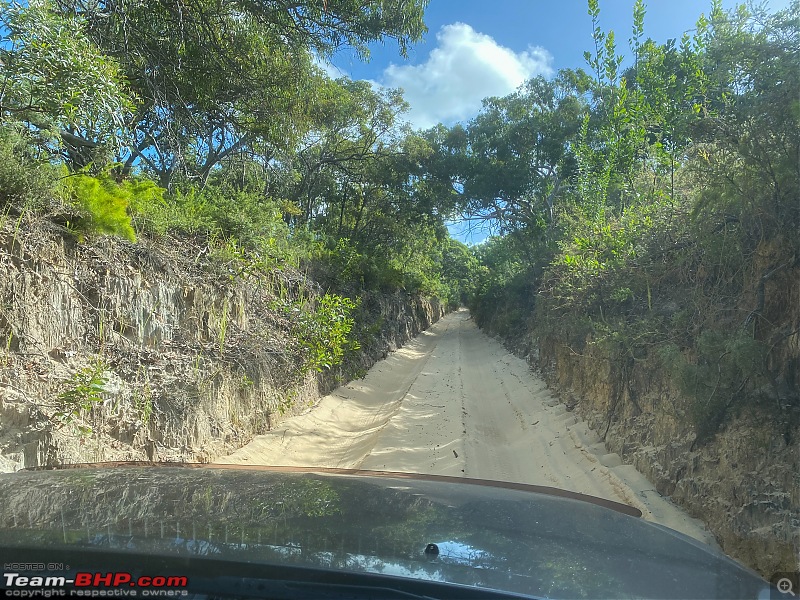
[778,578,796,596]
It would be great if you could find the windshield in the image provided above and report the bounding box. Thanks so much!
[0,0,797,598]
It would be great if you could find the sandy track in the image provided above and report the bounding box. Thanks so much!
[220,309,716,546]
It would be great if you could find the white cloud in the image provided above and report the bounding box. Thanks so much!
[380,23,553,129]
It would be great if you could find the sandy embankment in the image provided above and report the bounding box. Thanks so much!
[219,309,716,546]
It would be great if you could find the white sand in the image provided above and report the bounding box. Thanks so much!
[219,309,716,546]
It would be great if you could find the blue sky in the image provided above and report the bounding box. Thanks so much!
[322,1,792,242]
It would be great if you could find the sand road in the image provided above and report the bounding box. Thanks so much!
[220,309,715,546]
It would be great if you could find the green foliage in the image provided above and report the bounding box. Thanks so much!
[438,238,481,308]
[658,331,768,441]
[128,184,214,236]
[0,126,58,207]
[275,294,361,374]
[310,223,467,300]
[53,358,109,435]
[132,384,153,426]
[313,238,401,293]
[545,201,663,314]
[128,177,316,276]
[61,171,148,241]
[434,75,585,234]
[469,235,538,337]
[50,0,426,185]
[313,238,368,286]
[135,183,291,243]
[0,0,135,164]
[466,1,799,442]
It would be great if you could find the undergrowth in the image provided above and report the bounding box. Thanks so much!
[272,293,361,375]
[53,358,109,436]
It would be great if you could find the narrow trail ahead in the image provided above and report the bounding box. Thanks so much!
[220,309,715,546]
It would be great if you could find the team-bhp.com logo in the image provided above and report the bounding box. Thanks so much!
[4,572,188,597]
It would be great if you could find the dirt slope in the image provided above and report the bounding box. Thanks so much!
[220,309,716,546]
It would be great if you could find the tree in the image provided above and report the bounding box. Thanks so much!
[282,78,409,231]
[48,0,428,185]
[688,2,800,238]
[422,76,586,238]
[0,0,134,168]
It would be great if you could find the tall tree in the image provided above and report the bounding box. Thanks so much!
[424,76,586,237]
[46,0,428,183]
[283,78,409,230]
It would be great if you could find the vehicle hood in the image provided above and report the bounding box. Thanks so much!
[0,464,768,599]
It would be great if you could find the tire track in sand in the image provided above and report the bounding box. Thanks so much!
[220,309,716,547]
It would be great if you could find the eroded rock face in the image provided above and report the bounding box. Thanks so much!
[0,218,444,471]
[473,234,799,577]
[531,328,799,578]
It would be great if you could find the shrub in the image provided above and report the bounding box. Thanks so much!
[130,183,306,269]
[61,171,151,242]
[658,330,768,441]
[53,358,109,436]
[274,293,361,374]
[0,127,58,208]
